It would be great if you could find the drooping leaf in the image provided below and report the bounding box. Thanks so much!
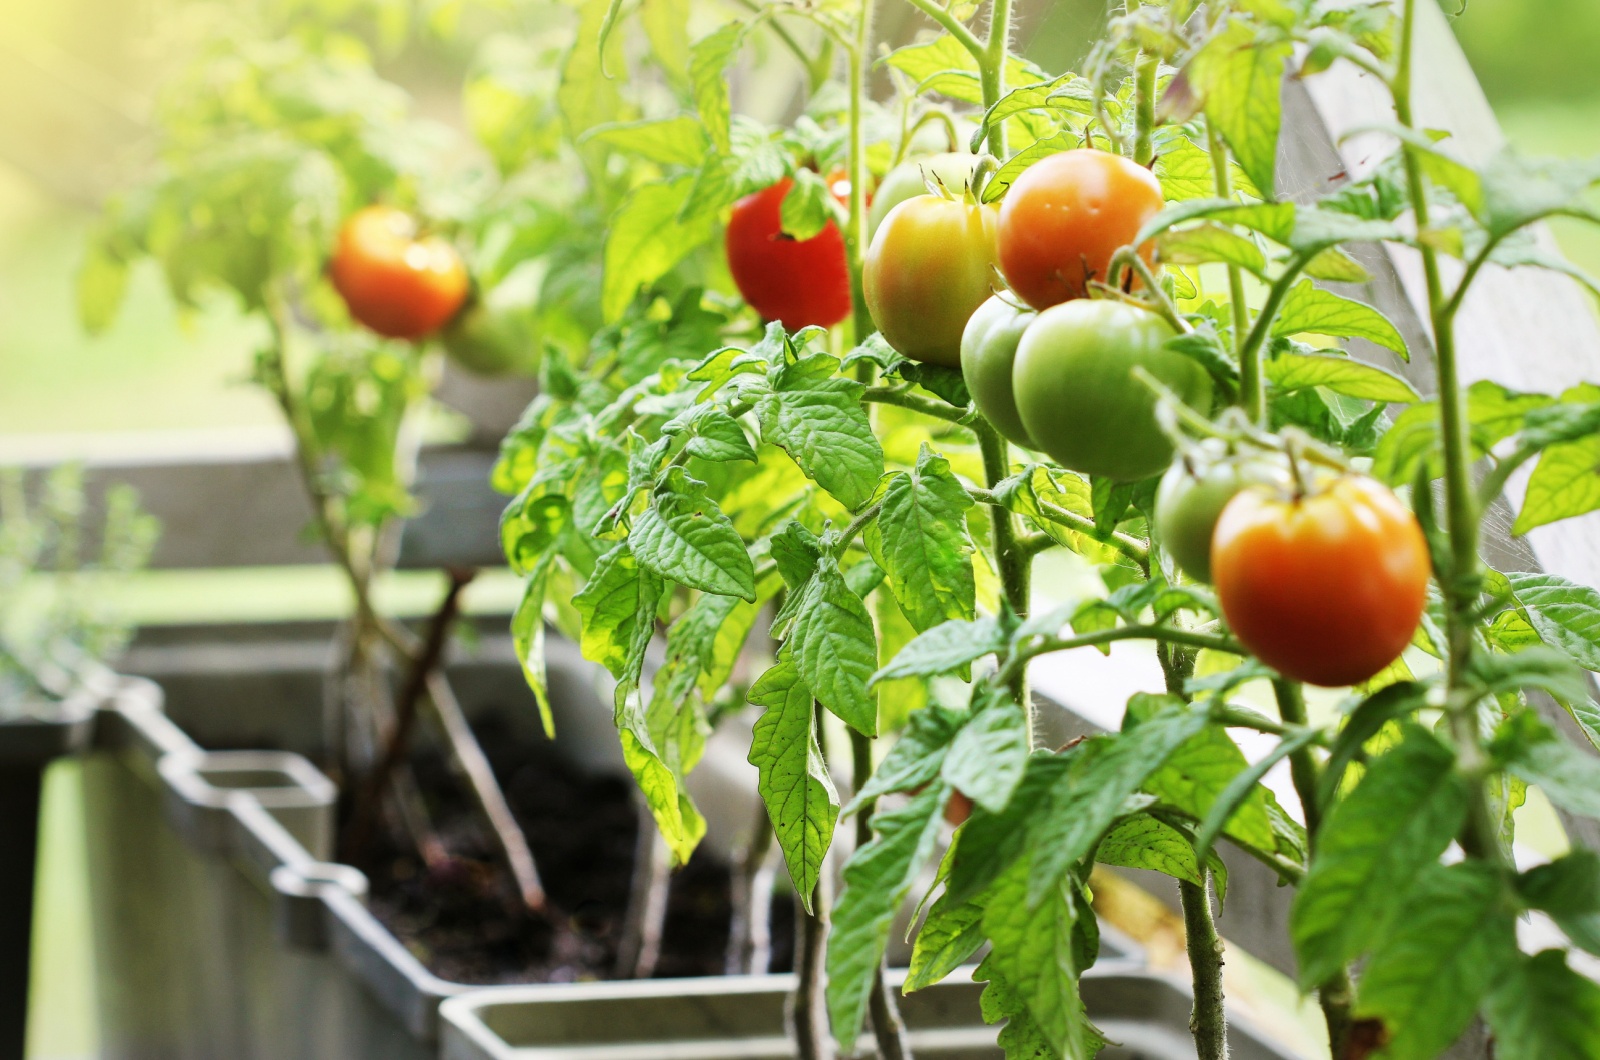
[1517,850,1600,956]
[848,706,969,812]
[1495,713,1600,821]
[905,890,987,993]
[511,553,558,739]
[747,660,838,911]
[873,615,1008,684]
[785,555,878,736]
[1353,861,1519,1060]
[630,466,757,600]
[1484,949,1600,1060]
[1291,726,1467,989]
[581,116,709,167]
[826,784,949,1052]
[573,541,663,687]
[866,444,977,633]
[942,696,1030,814]
[1514,384,1600,534]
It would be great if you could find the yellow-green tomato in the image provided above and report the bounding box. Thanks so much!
[1154,442,1292,583]
[868,153,987,236]
[864,194,999,367]
[1012,300,1213,482]
[961,295,1038,449]
[442,277,540,377]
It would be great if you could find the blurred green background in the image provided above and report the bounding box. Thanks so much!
[4,0,1597,1056]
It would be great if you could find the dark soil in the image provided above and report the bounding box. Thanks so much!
[353,711,794,985]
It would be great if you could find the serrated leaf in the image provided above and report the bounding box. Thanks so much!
[1145,716,1281,856]
[582,116,709,166]
[1095,813,1211,888]
[1271,280,1406,355]
[1186,18,1290,198]
[978,858,1098,1060]
[1025,704,1211,906]
[905,890,987,993]
[756,356,884,510]
[1484,949,1600,1060]
[826,784,949,1052]
[1290,726,1467,988]
[573,542,662,685]
[849,706,968,813]
[1505,571,1600,671]
[873,615,1007,683]
[1157,223,1266,275]
[942,697,1029,814]
[1514,384,1600,534]
[683,408,757,462]
[1353,861,1519,1060]
[618,719,705,865]
[1496,714,1600,820]
[786,555,878,736]
[630,466,756,600]
[688,21,743,153]
[866,444,977,633]
[602,174,718,322]
[1266,351,1419,402]
[747,660,838,911]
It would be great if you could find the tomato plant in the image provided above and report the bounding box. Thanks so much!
[86,0,1600,1058]
[863,191,997,366]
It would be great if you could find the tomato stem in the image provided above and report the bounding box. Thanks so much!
[977,419,1032,731]
[1205,117,1253,403]
[981,0,1013,159]
[1132,51,1159,169]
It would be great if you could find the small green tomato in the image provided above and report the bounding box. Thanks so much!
[1154,441,1291,583]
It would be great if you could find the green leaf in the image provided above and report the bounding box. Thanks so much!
[1186,18,1291,198]
[1154,134,1261,202]
[1302,245,1374,284]
[1318,681,1429,809]
[1478,151,1600,241]
[904,890,987,993]
[1515,384,1600,534]
[1191,726,1321,865]
[1505,571,1600,671]
[511,558,558,739]
[942,697,1029,814]
[747,661,838,912]
[850,707,968,813]
[979,858,1098,1060]
[1517,850,1600,956]
[865,444,977,634]
[617,715,705,865]
[826,784,949,1052]
[1026,703,1212,906]
[786,556,878,737]
[573,542,664,686]
[1271,280,1407,356]
[581,116,709,167]
[1484,950,1600,1060]
[1353,862,1519,1060]
[756,356,884,511]
[1496,714,1600,821]
[602,174,718,322]
[1135,699,1277,854]
[1095,813,1213,888]
[779,168,832,241]
[980,130,1077,204]
[630,467,756,600]
[77,243,129,335]
[1157,223,1266,275]
[559,0,626,144]
[873,616,1007,684]
[688,21,744,153]
[639,0,690,89]
[1267,352,1420,403]
[1290,726,1466,989]
[1468,646,1592,705]
[681,408,757,463]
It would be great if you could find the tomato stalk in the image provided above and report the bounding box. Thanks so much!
[1132,52,1158,169]
[1205,118,1254,416]
[1393,0,1502,867]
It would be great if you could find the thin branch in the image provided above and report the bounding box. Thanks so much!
[1179,875,1230,1060]
[863,386,971,423]
[897,0,983,62]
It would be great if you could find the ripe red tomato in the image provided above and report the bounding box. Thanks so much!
[996,149,1165,311]
[329,205,469,340]
[725,178,851,330]
[1211,475,1431,688]
[864,194,998,367]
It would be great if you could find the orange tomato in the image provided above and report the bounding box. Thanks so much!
[1211,475,1431,688]
[330,205,469,340]
[995,149,1164,310]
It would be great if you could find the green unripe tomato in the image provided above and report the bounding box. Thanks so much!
[1154,442,1292,583]
[441,275,540,377]
[868,153,986,236]
[961,295,1037,449]
[864,194,998,367]
[1012,300,1213,482]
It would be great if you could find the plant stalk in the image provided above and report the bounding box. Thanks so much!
[977,420,1032,730]
[1179,876,1230,1060]
[980,0,1013,159]
[1271,680,1352,1053]
[852,727,913,1060]
[847,0,875,346]
[1393,0,1501,866]
[1206,119,1254,415]
[1132,50,1158,169]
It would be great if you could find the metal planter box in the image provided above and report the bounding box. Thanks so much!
[439,968,1305,1060]
[54,629,1307,1060]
